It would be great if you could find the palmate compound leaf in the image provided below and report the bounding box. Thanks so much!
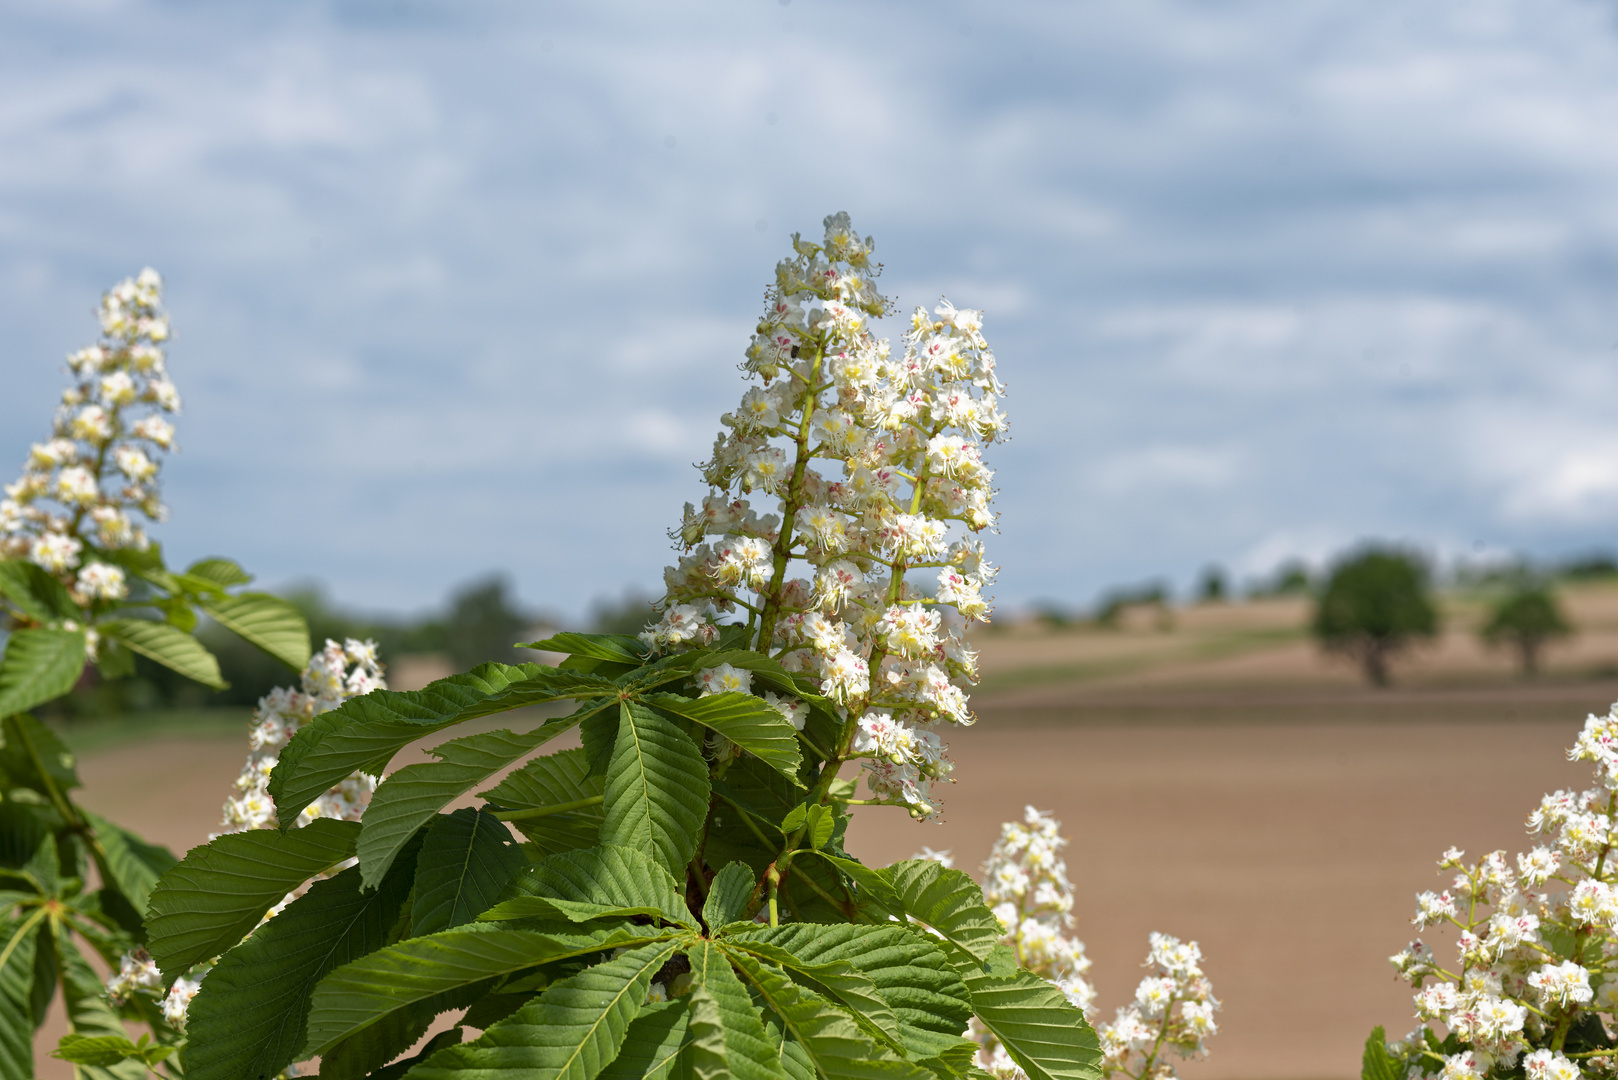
[599,999,690,1080]
[643,691,803,780]
[722,947,935,1080]
[684,940,790,1080]
[99,618,226,689]
[144,817,359,981]
[958,967,1103,1080]
[405,938,684,1080]
[302,922,678,1061]
[480,844,696,929]
[479,746,606,856]
[358,724,575,889]
[412,808,529,936]
[269,663,617,828]
[715,936,902,1052]
[733,923,973,1060]
[0,627,88,719]
[180,850,420,1080]
[601,701,710,877]
[197,591,311,671]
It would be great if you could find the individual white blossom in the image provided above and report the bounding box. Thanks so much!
[649,214,1006,819]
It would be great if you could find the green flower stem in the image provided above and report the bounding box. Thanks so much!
[490,795,604,822]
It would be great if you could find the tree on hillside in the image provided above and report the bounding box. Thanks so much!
[1481,585,1571,677]
[1313,546,1439,686]
[1197,564,1228,603]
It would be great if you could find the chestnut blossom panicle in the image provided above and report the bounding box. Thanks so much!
[108,639,386,1031]
[1,270,179,612]
[647,213,1008,819]
[953,808,1219,1080]
[1379,703,1618,1078]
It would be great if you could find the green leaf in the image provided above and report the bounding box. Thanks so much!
[718,938,901,1052]
[735,924,971,1060]
[482,844,696,929]
[703,861,757,929]
[684,940,790,1080]
[961,968,1102,1080]
[887,860,1003,964]
[0,628,87,718]
[359,725,561,889]
[81,811,176,918]
[144,817,360,981]
[480,746,605,856]
[600,1000,690,1080]
[406,938,683,1080]
[269,663,612,828]
[50,923,150,1079]
[0,907,44,1080]
[0,559,79,622]
[53,1034,175,1068]
[645,691,803,780]
[198,591,311,671]
[0,711,82,796]
[522,632,647,665]
[99,618,225,689]
[602,701,710,876]
[184,557,254,588]
[804,805,834,850]
[723,948,931,1080]
[412,808,528,935]
[1363,1026,1402,1080]
[303,922,673,1060]
[179,852,419,1080]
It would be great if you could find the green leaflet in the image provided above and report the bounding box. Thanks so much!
[480,746,606,856]
[524,632,648,666]
[269,663,612,827]
[702,860,757,929]
[735,924,971,1060]
[0,628,88,719]
[960,968,1102,1080]
[183,557,253,588]
[197,591,311,671]
[717,938,901,1051]
[99,618,226,689]
[303,922,673,1059]
[0,907,42,1080]
[180,854,419,1080]
[723,948,930,1080]
[0,712,81,797]
[601,701,710,876]
[685,940,789,1080]
[81,810,177,917]
[887,860,1003,964]
[49,924,150,1080]
[644,691,803,780]
[600,999,690,1080]
[53,1034,175,1068]
[407,938,684,1080]
[358,725,563,889]
[482,845,696,930]
[1362,1026,1401,1080]
[412,808,528,935]
[144,817,360,980]
[0,559,78,623]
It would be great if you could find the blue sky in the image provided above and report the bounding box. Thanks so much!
[4,0,1618,620]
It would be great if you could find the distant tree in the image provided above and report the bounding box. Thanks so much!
[1197,565,1228,603]
[1313,547,1439,687]
[1270,559,1312,596]
[1481,585,1572,677]
[1560,551,1618,581]
[590,591,660,636]
[443,575,533,668]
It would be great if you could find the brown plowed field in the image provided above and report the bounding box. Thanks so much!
[32,585,1618,1078]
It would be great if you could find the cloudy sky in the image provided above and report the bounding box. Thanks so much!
[3,0,1618,619]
